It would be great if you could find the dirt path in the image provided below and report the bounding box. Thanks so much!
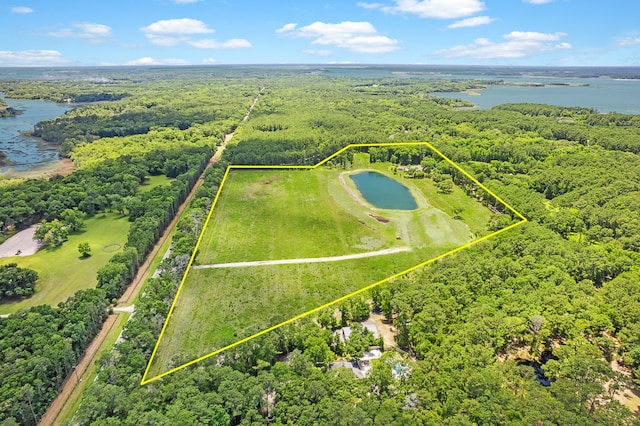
[113,305,135,313]
[192,247,411,270]
[121,90,262,303]
[118,169,208,303]
[38,314,119,426]
[118,91,262,302]
[39,89,263,426]
[0,225,42,258]
[39,154,219,425]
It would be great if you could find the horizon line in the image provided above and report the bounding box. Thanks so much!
[1,64,640,70]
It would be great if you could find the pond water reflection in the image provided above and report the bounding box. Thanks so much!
[350,171,417,210]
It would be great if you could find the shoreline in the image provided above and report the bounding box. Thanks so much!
[0,158,73,179]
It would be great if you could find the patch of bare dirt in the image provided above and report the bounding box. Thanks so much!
[369,214,390,223]
[369,312,396,349]
[610,359,640,414]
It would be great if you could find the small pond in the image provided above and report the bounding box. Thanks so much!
[350,171,417,210]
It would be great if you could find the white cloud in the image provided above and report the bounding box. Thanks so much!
[202,58,217,64]
[0,50,67,66]
[141,18,214,36]
[303,49,333,56]
[447,15,494,28]
[141,18,250,49]
[141,35,189,47]
[275,23,298,34]
[357,2,383,9]
[506,31,567,42]
[47,23,111,41]
[11,6,33,13]
[436,31,570,59]
[277,21,400,54]
[172,0,202,3]
[619,37,640,46]
[189,38,251,49]
[126,57,190,66]
[359,0,485,19]
[523,0,554,3]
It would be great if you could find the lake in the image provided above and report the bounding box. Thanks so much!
[0,95,72,172]
[317,66,640,114]
[433,78,640,114]
[350,171,417,210]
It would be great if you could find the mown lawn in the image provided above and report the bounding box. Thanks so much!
[138,174,174,193]
[0,214,130,314]
[147,153,497,377]
[409,176,493,236]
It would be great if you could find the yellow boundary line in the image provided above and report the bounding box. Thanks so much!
[140,142,527,385]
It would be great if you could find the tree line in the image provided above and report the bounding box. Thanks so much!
[0,146,215,424]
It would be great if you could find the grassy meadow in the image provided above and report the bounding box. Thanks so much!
[148,150,499,377]
[138,174,174,193]
[150,252,422,375]
[0,214,130,314]
[195,168,397,264]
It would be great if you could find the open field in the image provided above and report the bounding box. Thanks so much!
[151,252,422,374]
[147,148,499,378]
[195,164,477,265]
[195,168,398,264]
[0,214,130,314]
[410,176,493,235]
[138,174,174,193]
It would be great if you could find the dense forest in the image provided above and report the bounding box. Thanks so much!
[1,68,640,425]
[0,70,258,156]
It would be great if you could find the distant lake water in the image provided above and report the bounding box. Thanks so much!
[350,171,417,210]
[0,95,72,171]
[319,67,640,114]
[433,78,640,114]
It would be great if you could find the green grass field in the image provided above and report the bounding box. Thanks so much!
[195,168,400,264]
[138,174,174,193]
[147,152,498,378]
[0,214,130,314]
[151,252,423,373]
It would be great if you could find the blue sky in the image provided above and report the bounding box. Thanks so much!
[1,0,639,67]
